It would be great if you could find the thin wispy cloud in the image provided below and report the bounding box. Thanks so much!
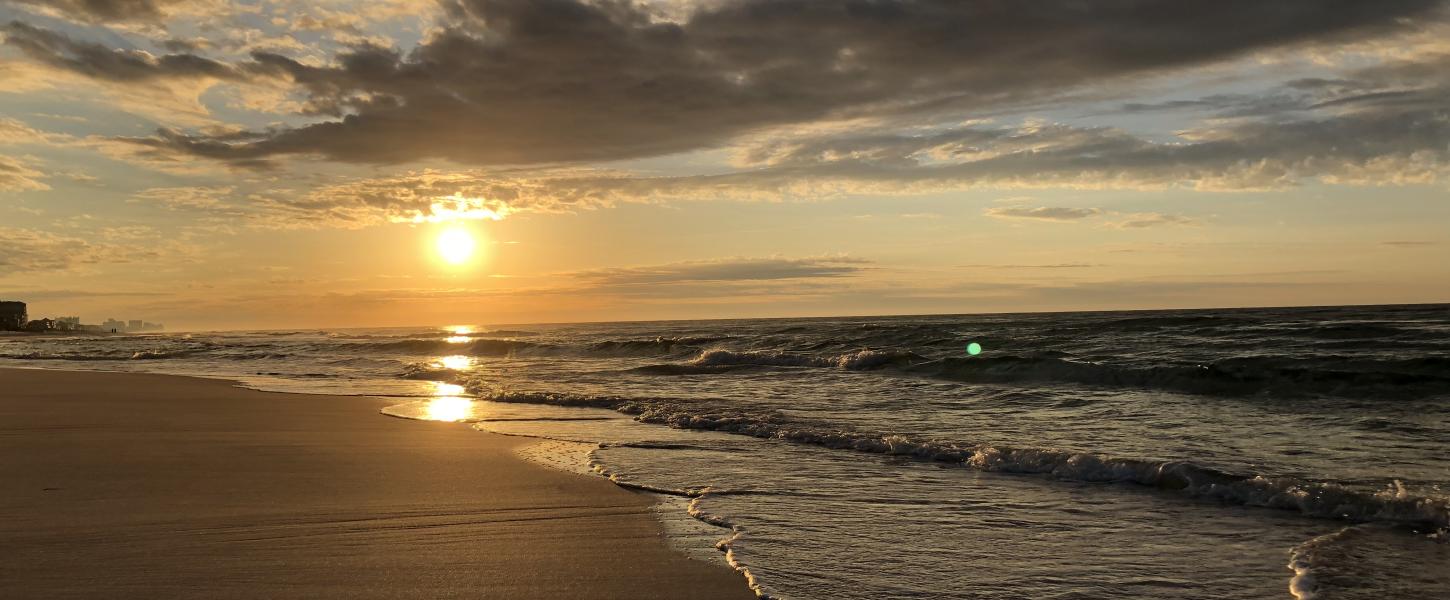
[570,256,872,286]
[984,206,1102,222]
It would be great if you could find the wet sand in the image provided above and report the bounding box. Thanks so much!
[0,368,755,599]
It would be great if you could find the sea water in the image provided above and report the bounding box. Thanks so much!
[4,304,1448,599]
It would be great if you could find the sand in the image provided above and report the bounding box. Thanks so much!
[0,368,755,599]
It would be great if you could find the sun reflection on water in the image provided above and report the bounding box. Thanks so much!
[444,325,475,344]
[424,382,474,421]
[436,355,472,370]
[425,397,474,421]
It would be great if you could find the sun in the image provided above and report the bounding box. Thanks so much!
[436,227,477,265]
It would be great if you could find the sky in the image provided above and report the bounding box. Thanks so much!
[1,0,1447,330]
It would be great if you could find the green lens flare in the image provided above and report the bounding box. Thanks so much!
[967,342,982,356]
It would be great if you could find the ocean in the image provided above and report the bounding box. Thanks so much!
[3,304,1448,599]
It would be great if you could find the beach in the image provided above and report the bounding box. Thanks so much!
[1,307,1447,598]
[0,368,755,599]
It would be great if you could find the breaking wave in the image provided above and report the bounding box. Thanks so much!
[587,336,732,356]
[633,348,920,374]
[0,348,204,361]
[1288,523,1450,600]
[468,388,1450,529]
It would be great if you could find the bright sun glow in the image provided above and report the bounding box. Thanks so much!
[436,227,477,265]
[444,325,473,343]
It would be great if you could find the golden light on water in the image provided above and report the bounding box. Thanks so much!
[436,227,477,265]
[444,325,474,344]
[434,382,466,396]
[436,355,472,370]
[424,381,474,421]
[425,396,474,422]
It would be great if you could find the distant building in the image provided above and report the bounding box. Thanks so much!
[128,319,143,330]
[0,301,26,331]
[24,318,56,332]
[56,316,81,332]
[102,318,125,332]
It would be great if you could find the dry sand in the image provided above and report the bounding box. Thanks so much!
[0,368,755,599]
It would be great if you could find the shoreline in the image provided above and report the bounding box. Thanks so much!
[0,367,756,599]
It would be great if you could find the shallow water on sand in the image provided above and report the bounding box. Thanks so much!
[5,304,1449,598]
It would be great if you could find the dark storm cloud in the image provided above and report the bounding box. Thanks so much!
[1118,52,1450,119]
[0,21,246,82]
[63,0,1443,166]
[175,74,1450,230]
[701,85,1450,193]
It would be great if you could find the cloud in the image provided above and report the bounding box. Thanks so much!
[0,24,270,125]
[0,226,201,273]
[1381,240,1436,247]
[1109,212,1199,228]
[0,118,75,149]
[239,170,609,229]
[961,263,1102,269]
[4,0,189,24]
[0,156,48,192]
[0,227,104,271]
[0,288,169,300]
[984,205,1101,221]
[1,21,249,82]
[48,0,1439,167]
[130,185,234,210]
[570,256,872,286]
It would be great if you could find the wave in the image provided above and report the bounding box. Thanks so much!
[1098,314,1249,331]
[1,349,201,361]
[1289,526,1359,600]
[630,348,1450,398]
[474,329,540,337]
[634,349,920,374]
[0,352,133,361]
[0,347,299,361]
[1297,324,1412,340]
[358,338,552,356]
[354,336,734,359]
[129,349,199,360]
[469,388,1450,529]
[398,361,466,382]
[907,355,1450,398]
[1288,522,1450,600]
[587,336,732,356]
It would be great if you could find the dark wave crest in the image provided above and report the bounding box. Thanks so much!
[908,355,1450,398]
